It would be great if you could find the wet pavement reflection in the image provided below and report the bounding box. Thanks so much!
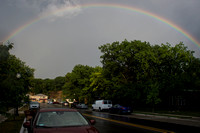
[79,110,162,133]
[41,103,195,133]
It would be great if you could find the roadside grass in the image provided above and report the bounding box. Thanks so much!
[0,114,25,133]
[0,104,28,133]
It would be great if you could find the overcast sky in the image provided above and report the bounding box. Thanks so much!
[0,0,200,79]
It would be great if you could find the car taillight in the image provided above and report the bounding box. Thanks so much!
[102,101,104,104]
[121,107,125,110]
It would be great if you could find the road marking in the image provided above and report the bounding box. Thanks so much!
[83,113,175,133]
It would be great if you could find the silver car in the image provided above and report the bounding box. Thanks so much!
[76,103,88,109]
[29,101,40,109]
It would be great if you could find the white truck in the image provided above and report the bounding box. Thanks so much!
[92,100,112,111]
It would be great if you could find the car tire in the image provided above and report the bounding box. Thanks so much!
[118,110,122,115]
[98,107,101,112]
[109,109,112,113]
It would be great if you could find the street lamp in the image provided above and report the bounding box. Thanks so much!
[14,73,21,117]
[16,73,21,78]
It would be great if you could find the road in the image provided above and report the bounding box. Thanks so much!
[80,110,174,133]
[80,109,200,133]
[40,103,172,133]
[21,103,199,133]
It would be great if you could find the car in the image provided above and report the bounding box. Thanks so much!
[23,108,99,133]
[29,101,40,110]
[52,101,60,104]
[109,104,133,114]
[92,100,112,111]
[71,101,79,108]
[47,101,53,104]
[76,103,88,109]
[62,101,69,106]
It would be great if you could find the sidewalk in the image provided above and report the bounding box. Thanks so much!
[19,118,27,133]
[0,114,7,123]
[130,112,200,127]
[0,108,14,123]
[0,104,26,124]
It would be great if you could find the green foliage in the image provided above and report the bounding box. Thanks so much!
[0,43,34,112]
[0,42,13,62]
[62,64,95,102]
[60,39,199,111]
[54,76,66,90]
[30,76,66,95]
[87,67,114,100]
[98,40,198,108]
[145,81,161,105]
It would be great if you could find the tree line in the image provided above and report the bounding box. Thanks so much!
[1,40,200,112]
[31,40,200,111]
[63,40,200,111]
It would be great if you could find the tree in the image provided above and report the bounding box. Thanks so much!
[0,42,14,111]
[0,43,34,115]
[30,78,46,94]
[54,76,66,91]
[63,64,95,102]
[98,40,198,110]
[98,40,152,103]
[81,66,114,103]
[30,76,66,95]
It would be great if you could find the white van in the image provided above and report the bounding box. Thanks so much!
[92,100,112,111]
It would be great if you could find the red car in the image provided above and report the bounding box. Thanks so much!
[23,108,99,133]
[52,101,60,104]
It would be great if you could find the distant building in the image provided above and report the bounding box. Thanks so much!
[29,94,48,103]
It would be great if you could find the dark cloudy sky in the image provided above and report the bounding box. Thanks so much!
[0,0,200,79]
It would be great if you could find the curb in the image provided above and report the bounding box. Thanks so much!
[19,118,27,133]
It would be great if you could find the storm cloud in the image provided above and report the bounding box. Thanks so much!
[0,0,200,78]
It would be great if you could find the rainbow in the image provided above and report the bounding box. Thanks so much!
[3,3,200,48]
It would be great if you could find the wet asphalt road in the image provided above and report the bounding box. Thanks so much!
[81,110,200,133]
[40,103,199,133]
[40,103,169,133]
[83,112,156,133]
[80,110,176,133]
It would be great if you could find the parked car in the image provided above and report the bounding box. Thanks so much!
[71,101,79,108]
[109,104,133,114]
[76,103,88,109]
[52,101,60,104]
[62,101,69,106]
[47,101,53,104]
[29,102,40,110]
[92,100,112,111]
[23,108,99,133]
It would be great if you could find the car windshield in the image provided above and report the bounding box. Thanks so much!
[36,111,89,127]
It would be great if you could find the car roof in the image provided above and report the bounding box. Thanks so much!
[39,108,78,112]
